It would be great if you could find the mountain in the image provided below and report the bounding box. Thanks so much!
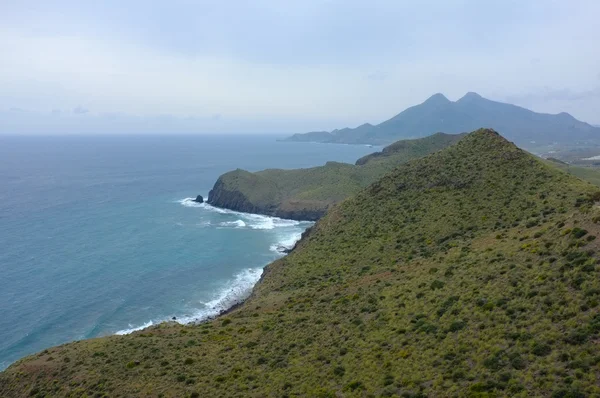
[208,133,465,220]
[285,92,600,146]
[3,129,600,397]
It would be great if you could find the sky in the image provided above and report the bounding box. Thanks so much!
[1,0,599,134]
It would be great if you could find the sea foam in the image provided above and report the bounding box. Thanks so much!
[270,231,303,254]
[178,197,304,231]
[177,267,263,324]
[106,199,310,336]
[114,267,263,334]
[115,321,155,335]
[219,220,246,228]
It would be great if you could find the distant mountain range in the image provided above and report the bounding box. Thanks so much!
[284,92,600,146]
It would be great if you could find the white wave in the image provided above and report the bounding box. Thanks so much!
[200,204,229,214]
[244,214,275,230]
[110,200,313,338]
[243,213,302,230]
[178,197,205,208]
[178,198,231,214]
[115,320,155,335]
[176,267,263,324]
[178,197,307,229]
[269,231,303,254]
[112,268,264,335]
[219,220,246,228]
[273,219,302,227]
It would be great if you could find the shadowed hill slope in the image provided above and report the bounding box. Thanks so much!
[285,92,600,145]
[208,133,465,220]
[2,129,600,397]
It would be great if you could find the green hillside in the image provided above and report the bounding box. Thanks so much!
[3,129,600,397]
[208,133,464,220]
[355,132,466,166]
[545,158,600,187]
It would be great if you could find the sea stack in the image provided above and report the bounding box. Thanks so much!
[193,195,204,203]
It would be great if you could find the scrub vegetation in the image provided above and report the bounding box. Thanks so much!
[207,133,465,220]
[2,129,600,397]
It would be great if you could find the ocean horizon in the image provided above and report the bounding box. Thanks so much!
[0,134,376,370]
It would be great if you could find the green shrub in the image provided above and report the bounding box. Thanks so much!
[430,280,445,290]
[257,357,267,365]
[532,342,552,356]
[564,329,589,345]
[448,320,467,332]
[346,381,364,391]
[571,228,588,239]
[125,361,139,369]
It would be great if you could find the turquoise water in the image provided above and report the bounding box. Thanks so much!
[0,134,376,370]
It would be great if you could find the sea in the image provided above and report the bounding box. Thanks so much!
[0,134,376,371]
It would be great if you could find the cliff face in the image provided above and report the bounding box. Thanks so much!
[208,176,327,221]
[206,133,468,221]
[208,177,276,215]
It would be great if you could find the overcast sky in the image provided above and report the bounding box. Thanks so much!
[1,0,599,134]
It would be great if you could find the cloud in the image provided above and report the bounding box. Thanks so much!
[1,0,600,132]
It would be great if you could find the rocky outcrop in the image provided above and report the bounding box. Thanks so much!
[193,195,204,203]
[207,176,327,221]
[208,177,276,215]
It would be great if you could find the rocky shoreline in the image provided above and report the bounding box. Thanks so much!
[207,177,326,221]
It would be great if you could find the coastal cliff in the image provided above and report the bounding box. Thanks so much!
[207,133,600,222]
[4,129,600,397]
[207,169,331,221]
[207,133,466,221]
[208,171,278,216]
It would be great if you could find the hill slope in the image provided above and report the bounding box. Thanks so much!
[2,129,600,397]
[285,92,600,145]
[208,133,465,220]
[545,159,600,187]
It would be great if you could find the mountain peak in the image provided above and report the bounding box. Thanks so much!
[286,91,596,145]
[458,91,483,101]
[556,112,575,121]
[454,128,513,152]
[423,93,450,105]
